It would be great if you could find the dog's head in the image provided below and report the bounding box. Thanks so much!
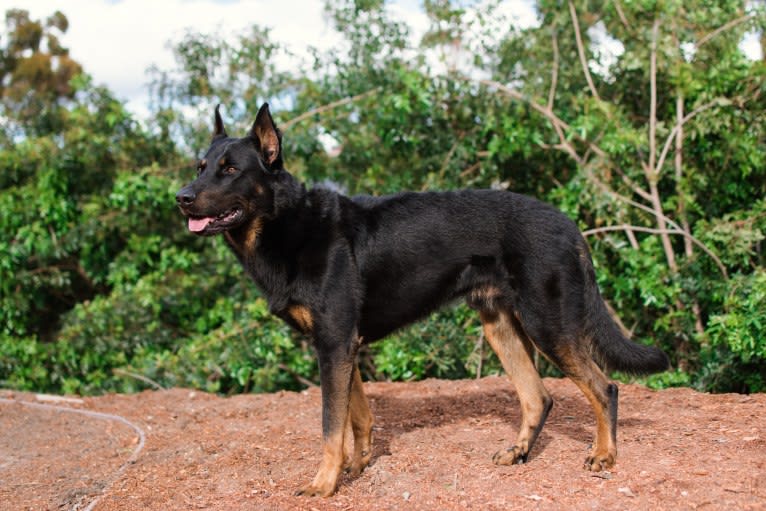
[175,103,283,235]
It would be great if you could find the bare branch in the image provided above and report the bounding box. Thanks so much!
[673,87,705,333]
[655,97,732,176]
[610,163,654,202]
[613,0,630,29]
[583,173,729,278]
[648,18,659,177]
[277,363,319,388]
[696,14,754,49]
[674,94,693,256]
[548,27,560,110]
[281,88,381,131]
[476,78,654,203]
[644,18,679,271]
[472,330,484,379]
[477,79,578,147]
[460,161,481,177]
[625,228,639,249]
[568,0,601,101]
[112,369,165,390]
[553,142,583,163]
[437,133,464,183]
[466,76,727,278]
[582,224,728,278]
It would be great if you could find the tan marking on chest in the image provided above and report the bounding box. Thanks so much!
[287,305,314,333]
[224,218,264,257]
[245,218,264,254]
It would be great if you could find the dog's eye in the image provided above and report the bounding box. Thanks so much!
[222,166,237,175]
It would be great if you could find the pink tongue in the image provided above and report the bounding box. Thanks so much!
[188,217,213,232]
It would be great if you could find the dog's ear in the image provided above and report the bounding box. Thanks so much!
[250,103,282,171]
[213,104,227,139]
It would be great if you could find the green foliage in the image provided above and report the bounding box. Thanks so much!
[708,270,766,362]
[0,9,83,137]
[702,269,766,391]
[371,304,493,381]
[1,2,765,395]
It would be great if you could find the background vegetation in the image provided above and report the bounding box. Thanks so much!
[1,1,765,395]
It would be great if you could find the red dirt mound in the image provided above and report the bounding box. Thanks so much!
[1,377,764,510]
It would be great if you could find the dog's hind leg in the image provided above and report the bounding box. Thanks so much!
[554,341,618,472]
[344,363,373,477]
[480,310,553,465]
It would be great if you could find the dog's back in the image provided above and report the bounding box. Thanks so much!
[344,188,666,371]
[348,190,563,339]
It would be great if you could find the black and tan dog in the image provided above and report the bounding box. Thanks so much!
[175,104,669,497]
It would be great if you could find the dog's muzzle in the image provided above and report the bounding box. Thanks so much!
[176,186,196,206]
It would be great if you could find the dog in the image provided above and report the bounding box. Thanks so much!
[175,103,670,497]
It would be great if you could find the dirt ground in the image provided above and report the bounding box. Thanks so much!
[1,376,764,511]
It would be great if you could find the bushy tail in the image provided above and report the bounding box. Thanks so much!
[590,293,670,375]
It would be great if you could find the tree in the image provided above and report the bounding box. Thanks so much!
[481,0,766,390]
[0,9,82,136]
[2,2,764,395]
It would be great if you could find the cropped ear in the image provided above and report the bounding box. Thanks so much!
[250,103,282,170]
[213,104,227,139]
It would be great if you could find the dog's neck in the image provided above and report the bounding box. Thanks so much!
[223,217,265,259]
[223,170,307,260]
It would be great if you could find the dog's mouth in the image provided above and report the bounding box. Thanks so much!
[187,208,243,234]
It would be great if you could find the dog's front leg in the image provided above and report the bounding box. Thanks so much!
[296,339,357,497]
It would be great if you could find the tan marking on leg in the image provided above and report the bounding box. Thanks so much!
[342,412,352,470]
[298,429,345,497]
[297,424,346,497]
[480,311,551,465]
[574,381,616,470]
[346,365,373,476]
[297,353,355,497]
[556,343,617,471]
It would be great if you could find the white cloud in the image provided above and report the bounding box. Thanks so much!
[0,0,538,118]
[8,0,757,120]
[740,30,763,61]
[0,0,342,116]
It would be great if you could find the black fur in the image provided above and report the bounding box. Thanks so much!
[176,103,669,495]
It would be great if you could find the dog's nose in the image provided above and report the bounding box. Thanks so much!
[176,188,196,205]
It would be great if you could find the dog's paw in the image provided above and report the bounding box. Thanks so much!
[584,451,615,472]
[348,449,372,477]
[294,482,336,498]
[343,449,371,477]
[492,446,528,465]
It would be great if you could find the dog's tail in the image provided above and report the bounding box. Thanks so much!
[588,286,670,375]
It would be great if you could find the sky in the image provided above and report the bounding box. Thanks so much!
[0,0,760,120]
[0,0,360,116]
[0,0,537,118]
